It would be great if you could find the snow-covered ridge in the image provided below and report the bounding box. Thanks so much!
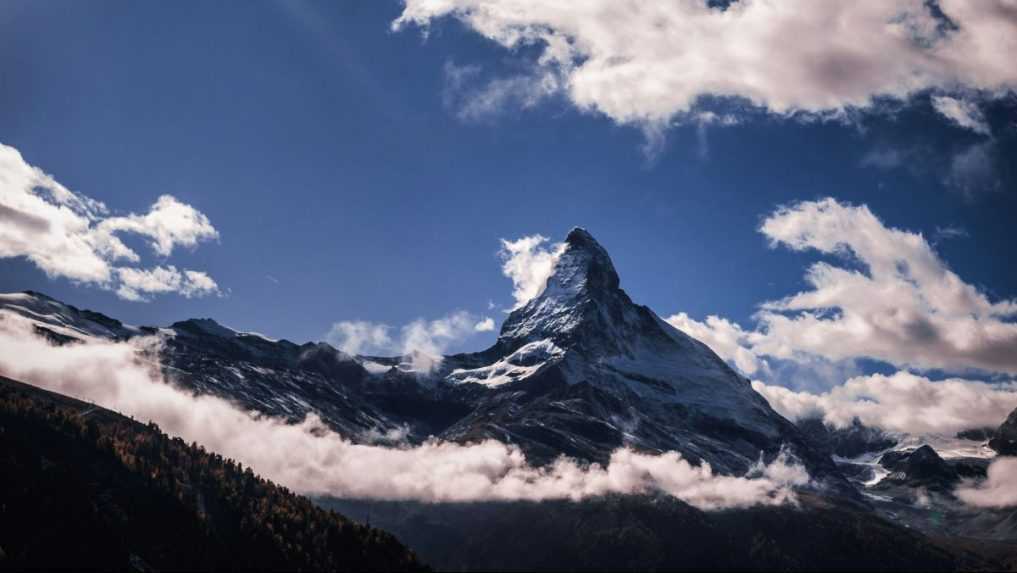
[0,229,839,481]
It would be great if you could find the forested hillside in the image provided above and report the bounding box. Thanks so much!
[0,376,423,571]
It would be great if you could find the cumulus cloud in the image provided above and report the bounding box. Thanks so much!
[0,310,808,509]
[955,457,1017,508]
[394,1,1017,131]
[499,234,566,308]
[753,198,1017,374]
[0,142,220,300]
[931,95,992,135]
[474,316,496,332]
[96,194,219,257]
[752,372,1017,435]
[326,311,496,371]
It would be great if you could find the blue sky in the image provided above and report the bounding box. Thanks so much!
[2,1,1015,384]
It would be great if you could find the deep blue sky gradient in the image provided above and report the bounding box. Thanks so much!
[2,0,1015,353]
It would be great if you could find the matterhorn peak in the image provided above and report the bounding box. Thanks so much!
[496,228,645,353]
[552,227,620,295]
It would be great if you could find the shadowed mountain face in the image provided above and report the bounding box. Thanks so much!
[0,229,838,484]
[991,408,1017,456]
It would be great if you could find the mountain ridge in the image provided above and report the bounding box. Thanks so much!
[0,229,844,486]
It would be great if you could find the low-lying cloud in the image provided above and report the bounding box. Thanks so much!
[752,372,1017,436]
[0,310,807,509]
[955,457,1017,508]
[0,142,219,301]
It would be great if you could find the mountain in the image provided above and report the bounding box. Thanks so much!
[3,228,1017,569]
[875,445,986,491]
[990,407,1017,456]
[0,229,839,485]
[797,417,898,459]
[0,375,423,571]
[435,228,838,478]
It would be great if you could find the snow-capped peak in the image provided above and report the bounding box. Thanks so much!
[546,227,621,298]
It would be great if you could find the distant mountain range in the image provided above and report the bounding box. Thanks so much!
[2,227,1015,569]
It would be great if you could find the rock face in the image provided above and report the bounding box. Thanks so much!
[878,445,958,489]
[0,229,841,483]
[797,417,898,459]
[989,408,1017,456]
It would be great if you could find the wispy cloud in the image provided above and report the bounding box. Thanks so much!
[442,60,560,123]
[931,95,991,136]
[947,140,1001,197]
[325,310,496,370]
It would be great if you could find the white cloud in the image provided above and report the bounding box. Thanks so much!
[96,194,219,257]
[752,372,1017,435]
[753,198,1017,374]
[0,309,808,509]
[955,457,1017,508]
[666,312,764,375]
[669,198,1017,379]
[401,311,490,371]
[325,320,393,355]
[326,310,492,371]
[499,234,566,308]
[443,60,560,122]
[115,266,219,302]
[0,142,220,301]
[931,95,991,135]
[395,1,1017,130]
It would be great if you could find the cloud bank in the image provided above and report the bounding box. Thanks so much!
[755,198,1017,374]
[0,143,220,301]
[752,372,1017,436]
[671,198,1017,377]
[395,0,1016,131]
[0,310,808,509]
